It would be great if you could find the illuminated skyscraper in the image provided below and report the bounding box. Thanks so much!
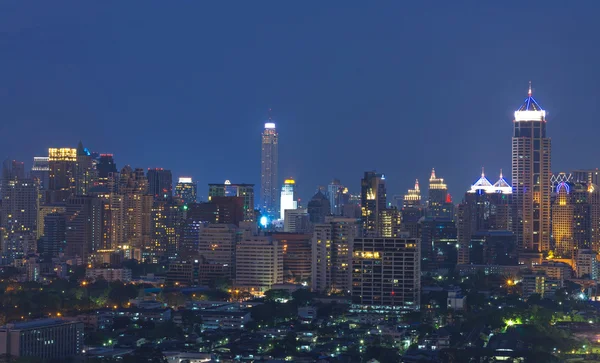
[175,177,197,204]
[327,179,349,215]
[119,166,152,252]
[552,182,574,257]
[512,83,552,253]
[400,179,424,238]
[280,179,297,220]
[360,171,386,236]
[48,147,77,203]
[404,179,422,208]
[427,168,452,219]
[261,118,279,217]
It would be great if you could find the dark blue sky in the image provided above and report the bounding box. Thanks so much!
[1,2,599,203]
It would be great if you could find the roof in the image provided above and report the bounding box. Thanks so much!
[1,319,75,330]
[517,95,543,111]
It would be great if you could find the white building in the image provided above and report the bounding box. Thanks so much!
[235,237,283,291]
[280,179,297,220]
[576,249,598,279]
[85,268,132,282]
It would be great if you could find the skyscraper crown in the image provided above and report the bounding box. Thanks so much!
[514,82,546,121]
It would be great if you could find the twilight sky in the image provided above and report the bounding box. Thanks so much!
[1,1,599,203]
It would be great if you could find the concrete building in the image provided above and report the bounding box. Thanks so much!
[280,179,297,220]
[360,171,386,236]
[198,224,239,278]
[576,249,598,279]
[1,175,38,262]
[283,208,308,232]
[30,156,50,191]
[307,190,330,224]
[65,195,103,264]
[351,237,420,312]
[377,208,402,237]
[272,232,312,283]
[0,319,84,360]
[175,177,197,204]
[147,168,173,201]
[312,217,358,293]
[235,237,283,291]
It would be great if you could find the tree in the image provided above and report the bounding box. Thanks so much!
[264,289,291,302]
[180,310,203,334]
[291,288,314,306]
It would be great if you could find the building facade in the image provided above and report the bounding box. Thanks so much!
[175,177,197,204]
[360,171,386,236]
[208,181,255,222]
[235,237,283,291]
[261,120,279,217]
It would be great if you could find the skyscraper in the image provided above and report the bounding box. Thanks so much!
[260,118,278,217]
[119,166,152,252]
[48,147,77,203]
[208,181,255,222]
[307,190,330,224]
[175,177,197,204]
[427,168,452,219]
[280,179,297,220]
[74,141,96,196]
[96,154,118,192]
[31,157,50,191]
[327,179,348,215]
[360,171,386,236]
[147,168,173,201]
[552,182,574,257]
[400,180,424,238]
[512,83,552,253]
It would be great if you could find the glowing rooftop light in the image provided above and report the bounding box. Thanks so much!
[178,177,192,183]
[265,122,276,129]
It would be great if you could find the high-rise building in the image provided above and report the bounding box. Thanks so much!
[261,119,279,217]
[235,236,283,292]
[96,154,118,192]
[198,224,239,278]
[360,171,386,236]
[312,217,358,293]
[47,148,77,203]
[30,157,50,191]
[65,195,103,264]
[280,179,297,220]
[284,208,308,232]
[272,232,312,283]
[327,179,349,215]
[149,201,183,261]
[512,83,552,253]
[420,218,457,271]
[428,169,453,219]
[552,182,574,257]
[37,204,66,240]
[2,159,25,181]
[404,179,422,208]
[456,170,513,264]
[147,168,173,201]
[89,186,125,251]
[400,179,424,239]
[0,174,38,262]
[351,237,420,312]
[572,169,600,187]
[208,181,255,222]
[175,177,197,204]
[119,166,153,254]
[41,213,66,257]
[307,190,330,224]
[74,141,96,196]
[377,208,402,237]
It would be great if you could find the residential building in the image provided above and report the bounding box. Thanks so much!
[86,268,132,282]
[235,237,283,291]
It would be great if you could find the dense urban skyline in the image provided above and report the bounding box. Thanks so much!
[2,2,600,201]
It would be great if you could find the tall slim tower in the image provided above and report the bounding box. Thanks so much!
[360,171,386,236]
[261,116,279,217]
[512,83,552,253]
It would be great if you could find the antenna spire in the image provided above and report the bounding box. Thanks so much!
[481,167,485,178]
[268,108,272,120]
[528,81,532,97]
[499,169,503,179]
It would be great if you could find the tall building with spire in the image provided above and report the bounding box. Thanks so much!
[512,83,552,253]
[404,179,422,208]
[427,168,452,219]
[360,171,386,236]
[400,179,424,238]
[261,114,279,217]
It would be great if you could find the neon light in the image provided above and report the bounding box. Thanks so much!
[265,122,276,129]
[178,177,192,183]
[260,216,268,227]
[556,182,570,194]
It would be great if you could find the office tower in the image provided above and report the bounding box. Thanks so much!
[147,168,173,200]
[89,186,125,251]
[261,118,279,217]
[428,168,453,219]
[198,224,239,278]
[74,141,96,196]
[571,183,592,250]
[47,148,77,203]
[360,171,386,236]
[0,174,39,262]
[149,201,183,261]
[30,157,50,191]
[400,179,424,238]
[96,154,118,192]
[327,179,349,215]
[37,205,66,240]
[208,181,255,222]
[456,170,513,264]
[420,218,457,271]
[552,182,574,257]
[377,208,402,237]
[0,319,84,360]
[272,232,312,283]
[312,217,358,293]
[41,213,66,257]
[280,179,297,220]
[65,196,103,264]
[468,231,517,266]
[307,190,330,224]
[235,236,283,291]
[2,159,25,181]
[119,166,152,252]
[572,169,600,187]
[175,177,197,204]
[512,83,552,253]
[284,208,308,232]
[351,237,420,312]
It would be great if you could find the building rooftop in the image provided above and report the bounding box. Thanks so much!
[1,318,73,330]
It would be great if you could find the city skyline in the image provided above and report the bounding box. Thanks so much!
[2,2,600,202]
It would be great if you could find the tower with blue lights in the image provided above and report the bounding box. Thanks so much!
[261,113,279,218]
[512,82,552,254]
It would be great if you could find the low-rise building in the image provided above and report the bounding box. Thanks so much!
[86,268,132,282]
[447,289,466,311]
[0,319,84,360]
